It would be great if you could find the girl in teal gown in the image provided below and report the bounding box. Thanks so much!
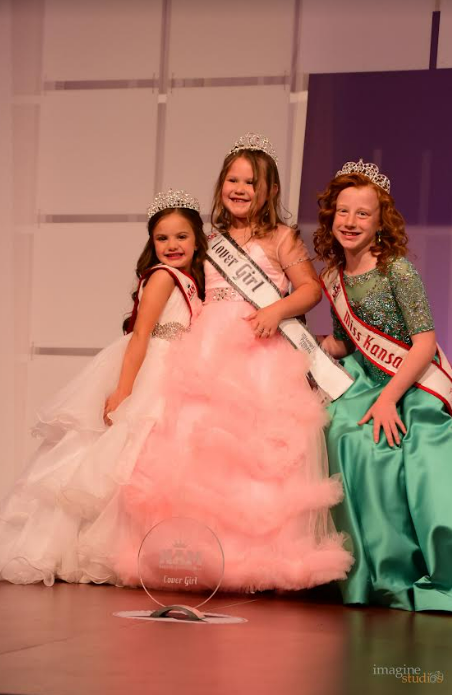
[313,160,452,611]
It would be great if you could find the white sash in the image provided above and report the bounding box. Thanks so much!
[206,233,353,401]
[148,264,198,316]
[322,267,452,414]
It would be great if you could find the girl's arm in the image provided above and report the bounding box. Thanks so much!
[245,259,322,337]
[104,270,175,424]
[358,329,437,446]
[318,301,354,358]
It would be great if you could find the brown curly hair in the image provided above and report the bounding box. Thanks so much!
[122,207,207,333]
[211,149,290,238]
[313,172,408,273]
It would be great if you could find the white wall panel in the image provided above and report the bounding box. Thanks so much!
[0,0,16,495]
[162,86,291,215]
[169,0,293,78]
[37,90,157,214]
[31,223,146,348]
[438,0,452,68]
[43,0,162,80]
[298,0,435,74]
[12,0,45,96]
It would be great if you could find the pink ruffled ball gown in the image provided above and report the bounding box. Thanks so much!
[113,229,354,591]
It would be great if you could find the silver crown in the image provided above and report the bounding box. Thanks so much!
[336,159,390,193]
[229,132,278,164]
[147,189,200,219]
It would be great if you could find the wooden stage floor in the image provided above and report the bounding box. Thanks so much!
[0,582,450,695]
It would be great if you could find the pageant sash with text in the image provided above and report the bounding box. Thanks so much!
[322,267,452,414]
[149,264,198,316]
[127,264,198,333]
[207,233,354,401]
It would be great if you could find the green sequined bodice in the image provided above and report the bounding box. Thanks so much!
[332,257,434,383]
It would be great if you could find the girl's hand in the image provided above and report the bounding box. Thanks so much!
[358,394,407,447]
[244,304,283,338]
[358,331,435,446]
[318,334,350,359]
[103,389,130,426]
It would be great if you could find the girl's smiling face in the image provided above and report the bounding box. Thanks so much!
[332,185,381,256]
[152,212,197,273]
[221,156,268,221]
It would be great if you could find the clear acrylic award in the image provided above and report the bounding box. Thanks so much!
[138,516,225,621]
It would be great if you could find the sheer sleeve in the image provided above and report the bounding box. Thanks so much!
[388,257,435,335]
[276,227,310,271]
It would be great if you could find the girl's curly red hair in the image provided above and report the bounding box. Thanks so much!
[313,172,408,272]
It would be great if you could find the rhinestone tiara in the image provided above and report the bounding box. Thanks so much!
[147,189,200,219]
[336,159,391,193]
[229,132,278,164]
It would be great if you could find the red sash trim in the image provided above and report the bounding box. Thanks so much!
[125,264,197,334]
[321,268,452,415]
[148,265,195,318]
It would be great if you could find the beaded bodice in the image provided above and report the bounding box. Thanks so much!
[332,257,434,383]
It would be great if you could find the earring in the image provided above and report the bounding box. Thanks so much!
[376,230,382,244]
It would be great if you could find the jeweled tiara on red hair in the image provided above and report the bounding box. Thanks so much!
[336,159,391,194]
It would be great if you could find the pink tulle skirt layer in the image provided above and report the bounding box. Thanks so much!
[100,301,353,592]
[0,302,353,592]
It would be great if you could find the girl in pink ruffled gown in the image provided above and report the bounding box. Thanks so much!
[107,134,354,592]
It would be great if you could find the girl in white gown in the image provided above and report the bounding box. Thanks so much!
[0,190,207,586]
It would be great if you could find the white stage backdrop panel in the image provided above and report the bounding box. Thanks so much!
[298,0,435,74]
[438,0,452,68]
[162,86,291,215]
[43,0,162,81]
[37,90,158,215]
[169,0,293,79]
[31,223,146,349]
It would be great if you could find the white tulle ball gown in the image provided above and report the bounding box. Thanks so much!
[0,272,199,586]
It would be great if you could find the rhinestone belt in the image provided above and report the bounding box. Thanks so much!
[151,322,189,341]
[204,287,245,303]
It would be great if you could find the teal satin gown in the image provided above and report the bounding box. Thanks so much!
[326,258,452,611]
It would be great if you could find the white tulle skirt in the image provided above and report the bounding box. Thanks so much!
[0,333,174,585]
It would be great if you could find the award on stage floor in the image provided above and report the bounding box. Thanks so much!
[137,516,225,621]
